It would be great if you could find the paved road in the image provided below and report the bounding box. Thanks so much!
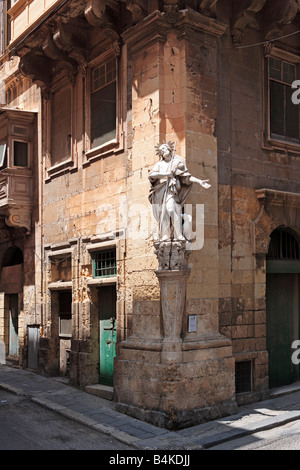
[0,389,134,450]
[209,419,300,450]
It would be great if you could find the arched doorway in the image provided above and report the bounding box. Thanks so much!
[0,246,23,359]
[266,227,300,388]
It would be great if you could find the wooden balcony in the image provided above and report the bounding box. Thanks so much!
[0,108,36,234]
[8,0,64,47]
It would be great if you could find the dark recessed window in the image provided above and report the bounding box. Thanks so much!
[269,57,299,142]
[235,360,252,394]
[14,141,28,167]
[59,291,72,338]
[51,86,72,166]
[90,59,116,149]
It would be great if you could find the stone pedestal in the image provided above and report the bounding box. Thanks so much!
[114,241,237,429]
[154,240,190,365]
[158,269,189,364]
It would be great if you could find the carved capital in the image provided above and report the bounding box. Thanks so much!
[263,41,273,57]
[232,28,244,48]
[163,0,181,22]
[154,240,190,271]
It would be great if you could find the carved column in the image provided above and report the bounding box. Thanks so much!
[154,240,190,363]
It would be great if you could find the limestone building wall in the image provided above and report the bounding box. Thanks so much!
[0,0,299,424]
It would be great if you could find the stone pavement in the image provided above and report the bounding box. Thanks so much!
[1,363,300,450]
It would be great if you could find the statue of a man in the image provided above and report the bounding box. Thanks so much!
[148,142,211,241]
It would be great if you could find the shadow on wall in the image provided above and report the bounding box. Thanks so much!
[0,340,5,364]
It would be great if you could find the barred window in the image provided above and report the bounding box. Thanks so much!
[93,249,117,278]
[235,361,252,394]
[267,228,300,261]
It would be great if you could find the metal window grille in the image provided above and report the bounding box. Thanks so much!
[93,249,117,278]
[268,229,300,261]
[235,361,252,394]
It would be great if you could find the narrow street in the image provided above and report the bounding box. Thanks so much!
[209,420,300,450]
[0,389,134,450]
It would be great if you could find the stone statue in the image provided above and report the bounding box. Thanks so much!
[148,142,211,242]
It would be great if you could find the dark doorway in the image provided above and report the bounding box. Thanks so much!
[266,228,300,388]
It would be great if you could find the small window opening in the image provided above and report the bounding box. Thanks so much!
[14,141,28,167]
[93,248,117,278]
[235,360,252,394]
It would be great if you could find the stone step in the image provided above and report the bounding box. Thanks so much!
[85,383,114,401]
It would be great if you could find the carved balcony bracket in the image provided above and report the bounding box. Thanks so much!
[198,0,219,17]
[19,51,54,90]
[42,34,78,84]
[5,205,32,235]
[231,0,300,47]
[125,0,148,24]
[231,0,268,47]
[84,0,121,41]
[263,0,300,41]
[52,21,88,66]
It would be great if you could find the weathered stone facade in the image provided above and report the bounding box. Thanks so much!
[0,0,299,428]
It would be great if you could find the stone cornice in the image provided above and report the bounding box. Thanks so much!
[175,8,228,39]
[122,8,227,53]
[256,188,300,209]
[121,10,169,52]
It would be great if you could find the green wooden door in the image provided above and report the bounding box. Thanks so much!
[99,286,116,386]
[266,273,297,388]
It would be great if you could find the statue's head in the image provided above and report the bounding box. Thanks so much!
[155,141,174,160]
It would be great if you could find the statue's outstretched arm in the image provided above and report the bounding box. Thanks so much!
[189,176,211,189]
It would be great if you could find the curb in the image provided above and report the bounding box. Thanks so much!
[0,382,28,397]
[31,396,143,448]
[198,410,300,449]
[2,379,300,450]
